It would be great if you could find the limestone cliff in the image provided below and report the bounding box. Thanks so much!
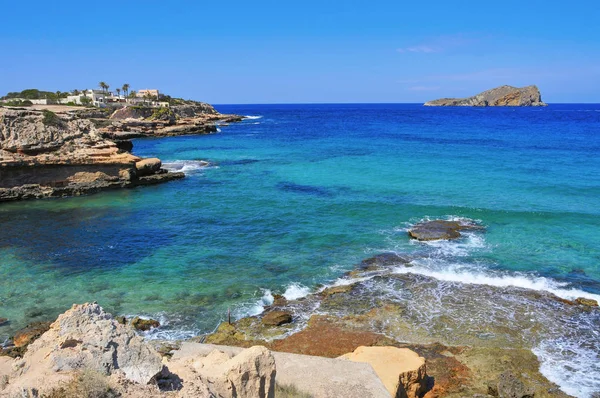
[424,85,547,107]
[0,108,183,202]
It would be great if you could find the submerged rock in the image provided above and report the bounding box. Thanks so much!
[0,318,7,326]
[359,252,412,270]
[131,316,160,331]
[408,219,483,241]
[488,371,535,398]
[262,310,293,326]
[424,85,547,107]
[340,346,427,398]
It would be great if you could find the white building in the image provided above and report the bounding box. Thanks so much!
[64,90,107,107]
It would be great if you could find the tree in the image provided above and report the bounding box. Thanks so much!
[122,84,130,98]
[99,82,108,94]
[116,88,121,97]
[128,91,137,99]
[144,92,154,105]
[72,89,80,95]
[80,97,92,106]
[82,89,88,97]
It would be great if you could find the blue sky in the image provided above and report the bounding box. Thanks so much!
[1,1,599,103]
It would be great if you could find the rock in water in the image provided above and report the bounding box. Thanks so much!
[131,316,160,331]
[339,346,427,398]
[408,219,483,241]
[575,297,599,307]
[424,85,546,107]
[23,303,163,384]
[262,310,293,326]
[135,157,162,176]
[12,322,51,348]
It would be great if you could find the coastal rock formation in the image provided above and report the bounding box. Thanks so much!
[103,103,243,139]
[408,219,484,241]
[262,310,293,326]
[189,346,276,398]
[0,107,184,202]
[340,346,427,398]
[424,85,547,107]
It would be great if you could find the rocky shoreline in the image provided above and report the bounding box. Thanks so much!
[0,102,242,202]
[2,220,597,397]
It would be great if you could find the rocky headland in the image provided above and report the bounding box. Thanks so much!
[424,85,547,107]
[0,102,241,202]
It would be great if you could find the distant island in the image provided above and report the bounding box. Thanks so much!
[424,85,547,107]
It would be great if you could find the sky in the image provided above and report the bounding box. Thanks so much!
[1,0,599,103]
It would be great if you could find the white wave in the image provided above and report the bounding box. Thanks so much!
[245,289,274,317]
[534,338,600,398]
[162,160,213,175]
[414,231,487,257]
[283,283,311,300]
[244,115,263,120]
[392,263,600,302]
[216,128,222,133]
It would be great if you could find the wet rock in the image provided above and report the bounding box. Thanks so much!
[340,346,427,398]
[271,294,288,307]
[115,315,127,325]
[575,297,598,307]
[131,316,160,331]
[204,321,259,347]
[359,252,411,270]
[262,310,292,326]
[12,321,51,348]
[0,318,7,326]
[319,284,357,298]
[135,158,161,177]
[488,371,535,398]
[408,220,483,241]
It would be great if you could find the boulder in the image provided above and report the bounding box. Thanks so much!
[575,297,598,307]
[271,294,288,307]
[262,310,292,326]
[340,346,427,398]
[131,316,160,331]
[408,219,483,241]
[192,346,276,398]
[135,157,162,176]
[23,303,163,384]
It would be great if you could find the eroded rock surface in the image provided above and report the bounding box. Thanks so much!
[340,346,427,398]
[425,85,546,107]
[0,107,184,202]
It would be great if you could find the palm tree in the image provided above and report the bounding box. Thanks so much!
[122,84,130,98]
[82,89,88,97]
[129,91,137,98]
[99,82,108,94]
[116,88,121,98]
[72,89,80,95]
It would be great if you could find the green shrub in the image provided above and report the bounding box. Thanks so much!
[275,383,314,398]
[42,110,62,127]
[2,99,33,107]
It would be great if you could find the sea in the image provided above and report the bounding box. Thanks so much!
[1,103,599,396]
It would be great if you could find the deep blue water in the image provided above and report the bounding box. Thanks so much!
[1,103,599,396]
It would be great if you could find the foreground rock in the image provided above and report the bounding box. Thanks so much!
[408,219,483,241]
[340,346,427,398]
[424,85,546,107]
[0,107,184,202]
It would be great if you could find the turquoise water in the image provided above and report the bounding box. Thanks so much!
[1,104,600,395]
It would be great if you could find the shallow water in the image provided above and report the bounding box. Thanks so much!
[1,104,599,396]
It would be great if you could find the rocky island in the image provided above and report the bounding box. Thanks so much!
[0,90,242,202]
[424,85,547,107]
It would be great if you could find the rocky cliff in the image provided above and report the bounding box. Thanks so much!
[424,85,547,107]
[0,108,183,202]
